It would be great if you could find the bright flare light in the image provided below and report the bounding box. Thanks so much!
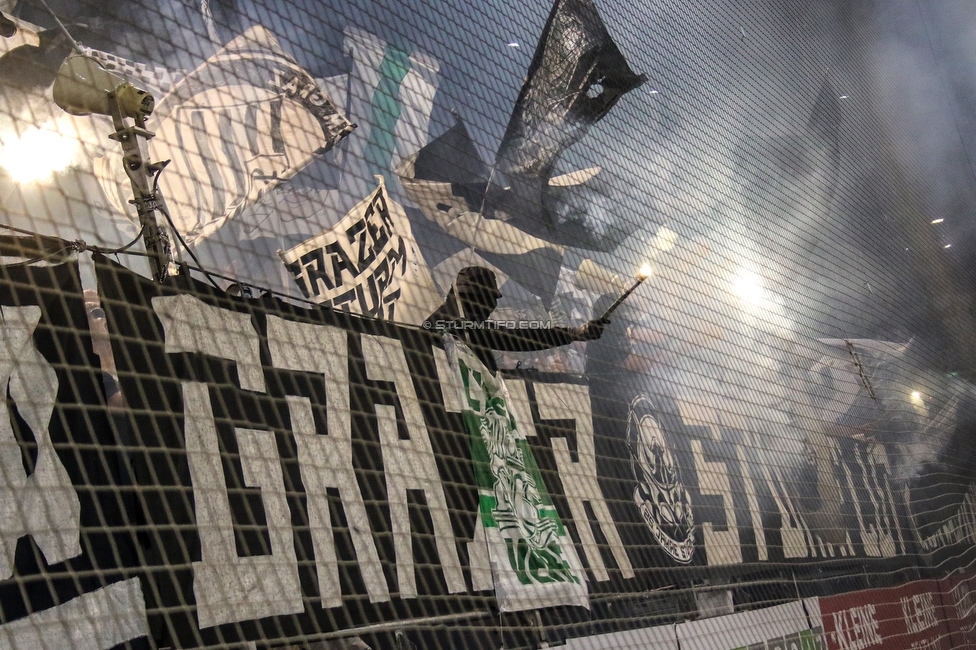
[732,268,765,307]
[638,263,653,280]
[0,125,77,183]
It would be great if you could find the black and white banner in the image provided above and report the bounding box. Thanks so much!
[95,254,484,647]
[590,389,915,573]
[0,262,148,649]
[279,178,442,325]
[94,25,355,244]
[0,257,972,648]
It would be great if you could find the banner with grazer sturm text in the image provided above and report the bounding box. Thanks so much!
[0,253,939,649]
[279,177,442,325]
[444,334,589,612]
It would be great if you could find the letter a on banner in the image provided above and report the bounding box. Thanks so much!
[443,335,588,612]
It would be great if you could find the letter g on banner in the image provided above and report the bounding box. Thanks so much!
[0,305,82,578]
[153,295,303,629]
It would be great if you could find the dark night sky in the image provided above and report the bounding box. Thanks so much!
[861,0,976,288]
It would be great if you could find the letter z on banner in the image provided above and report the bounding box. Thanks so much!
[444,334,588,611]
[279,176,442,326]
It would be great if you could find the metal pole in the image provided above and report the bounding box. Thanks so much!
[107,95,175,283]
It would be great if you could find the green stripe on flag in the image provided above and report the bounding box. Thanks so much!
[365,44,411,186]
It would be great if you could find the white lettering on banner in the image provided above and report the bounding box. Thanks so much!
[0,305,81,579]
[154,295,302,627]
[535,383,634,581]
[835,440,900,558]
[142,295,916,618]
[901,592,939,635]
[361,334,465,597]
[279,180,442,325]
[691,439,742,565]
[282,189,406,304]
[676,400,912,563]
[857,445,897,557]
[831,604,883,650]
[676,402,746,565]
[871,443,906,554]
[763,464,809,559]
[183,384,303,628]
[810,436,848,557]
[735,445,768,561]
[433,346,495,592]
[839,443,873,556]
[267,316,389,607]
[917,482,976,553]
[0,577,147,650]
[152,295,266,392]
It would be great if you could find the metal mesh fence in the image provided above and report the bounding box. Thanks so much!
[1,0,976,648]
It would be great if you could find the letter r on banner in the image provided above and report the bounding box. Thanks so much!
[535,383,635,581]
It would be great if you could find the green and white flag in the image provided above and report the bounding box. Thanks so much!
[444,335,588,612]
[339,27,439,199]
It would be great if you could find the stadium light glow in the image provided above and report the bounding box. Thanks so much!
[0,124,77,184]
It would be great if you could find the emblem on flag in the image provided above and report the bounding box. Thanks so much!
[94,25,354,244]
[445,335,589,611]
